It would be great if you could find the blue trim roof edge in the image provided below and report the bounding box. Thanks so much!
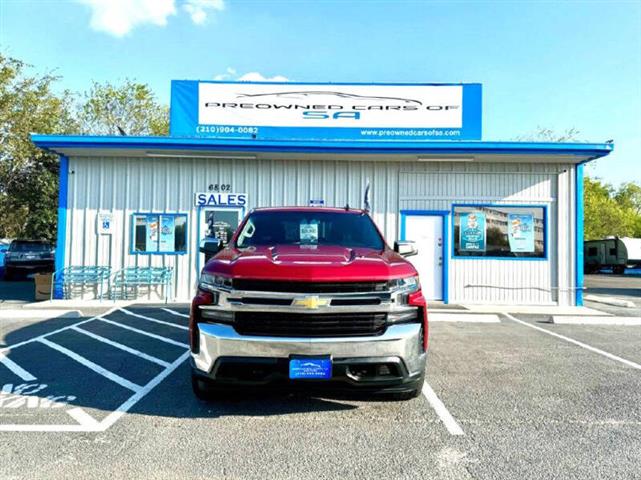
[30,134,614,159]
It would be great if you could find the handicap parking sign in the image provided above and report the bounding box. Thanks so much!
[97,213,113,235]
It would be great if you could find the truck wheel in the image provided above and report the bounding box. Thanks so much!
[3,268,13,281]
[613,265,625,275]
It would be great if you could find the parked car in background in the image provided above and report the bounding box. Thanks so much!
[3,240,54,280]
[584,237,641,274]
[0,240,10,270]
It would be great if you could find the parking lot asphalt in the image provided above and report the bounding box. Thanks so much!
[1,306,641,479]
[584,273,641,317]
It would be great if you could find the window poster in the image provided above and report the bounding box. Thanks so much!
[507,213,535,253]
[459,211,486,252]
[146,215,159,252]
[159,215,175,252]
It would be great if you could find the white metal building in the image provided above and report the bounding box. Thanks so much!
[31,81,613,305]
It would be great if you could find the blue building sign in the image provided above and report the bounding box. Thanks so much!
[170,81,482,141]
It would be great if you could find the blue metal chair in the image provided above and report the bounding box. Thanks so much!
[109,266,174,302]
[50,266,112,300]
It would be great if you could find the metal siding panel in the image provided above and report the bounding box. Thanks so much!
[399,162,558,305]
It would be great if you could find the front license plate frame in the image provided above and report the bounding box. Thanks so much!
[289,355,332,380]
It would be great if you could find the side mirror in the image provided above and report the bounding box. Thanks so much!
[199,238,224,256]
[394,241,418,258]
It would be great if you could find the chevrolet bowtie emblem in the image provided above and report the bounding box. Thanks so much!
[293,296,330,309]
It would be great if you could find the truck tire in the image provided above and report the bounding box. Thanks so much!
[3,268,13,281]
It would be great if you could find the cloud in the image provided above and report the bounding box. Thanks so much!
[78,0,225,36]
[183,0,225,25]
[238,72,289,82]
[78,0,177,37]
[213,67,238,81]
[214,68,289,82]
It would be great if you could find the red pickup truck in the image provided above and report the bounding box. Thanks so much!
[189,207,428,400]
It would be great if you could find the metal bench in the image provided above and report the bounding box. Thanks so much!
[50,266,112,300]
[109,266,174,302]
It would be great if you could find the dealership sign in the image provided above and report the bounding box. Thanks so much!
[170,81,482,141]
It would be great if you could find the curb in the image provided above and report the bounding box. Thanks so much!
[551,316,641,325]
[584,295,636,308]
[0,309,82,320]
[430,313,500,323]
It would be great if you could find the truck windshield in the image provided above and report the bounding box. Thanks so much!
[9,242,51,252]
[236,211,385,250]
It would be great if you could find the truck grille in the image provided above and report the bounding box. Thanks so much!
[234,312,387,337]
[232,280,389,293]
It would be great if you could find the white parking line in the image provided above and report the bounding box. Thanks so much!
[99,318,189,348]
[66,407,100,428]
[504,313,641,371]
[71,326,171,367]
[0,306,120,354]
[0,351,37,381]
[38,338,142,392]
[422,382,465,436]
[120,308,189,331]
[161,308,190,319]
[98,351,190,431]
[0,306,190,432]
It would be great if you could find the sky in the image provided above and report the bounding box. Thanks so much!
[1,0,639,184]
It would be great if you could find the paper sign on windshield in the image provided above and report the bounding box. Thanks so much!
[300,223,318,244]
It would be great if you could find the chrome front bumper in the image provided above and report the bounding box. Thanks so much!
[192,322,426,379]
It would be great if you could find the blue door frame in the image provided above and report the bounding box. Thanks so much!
[399,210,450,304]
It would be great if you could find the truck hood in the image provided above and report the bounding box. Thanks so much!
[203,245,417,282]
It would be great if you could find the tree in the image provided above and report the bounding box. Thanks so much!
[0,54,78,241]
[514,126,582,142]
[514,126,641,240]
[614,182,641,215]
[0,55,170,242]
[79,80,169,136]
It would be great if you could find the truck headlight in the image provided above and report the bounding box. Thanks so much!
[388,276,420,293]
[199,273,232,290]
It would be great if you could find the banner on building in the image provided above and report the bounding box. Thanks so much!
[146,215,159,252]
[507,213,535,253]
[171,81,482,141]
[159,216,175,252]
[459,212,486,252]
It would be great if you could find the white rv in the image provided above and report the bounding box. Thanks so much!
[584,237,641,274]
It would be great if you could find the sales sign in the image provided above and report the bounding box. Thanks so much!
[170,81,482,141]
[460,212,486,252]
[194,192,248,207]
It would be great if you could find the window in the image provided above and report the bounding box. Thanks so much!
[453,205,546,259]
[236,210,385,250]
[132,214,188,254]
[588,247,598,256]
